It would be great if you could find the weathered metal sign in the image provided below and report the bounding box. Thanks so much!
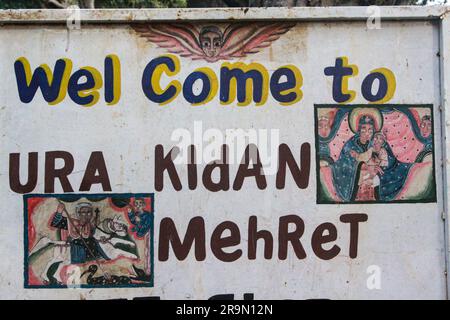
[0,6,450,299]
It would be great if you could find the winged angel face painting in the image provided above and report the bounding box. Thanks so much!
[132,22,296,62]
[315,105,436,204]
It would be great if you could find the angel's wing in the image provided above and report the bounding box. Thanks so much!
[218,22,296,59]
[132,23,206,59]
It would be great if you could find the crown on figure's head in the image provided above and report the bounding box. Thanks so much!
[359,115,375,125]
[75,202,93,213]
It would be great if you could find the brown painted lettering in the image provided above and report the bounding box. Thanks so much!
[276,143,310,189]
[278,214,306,259]
[155,145,182,191]
[340,213,368,258]
[79,151,111,191]
[211,221,242,262]
[45,151,74,193]
[9,152,38,194]
[159,216,206,261]
[311,222,340,260]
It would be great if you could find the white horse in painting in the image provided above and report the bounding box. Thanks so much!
[30,217,137,284]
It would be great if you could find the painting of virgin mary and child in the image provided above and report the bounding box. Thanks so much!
[315,105,436,204]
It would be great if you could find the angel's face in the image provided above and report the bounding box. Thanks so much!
[200,31,222,57]
[420,118,432,138]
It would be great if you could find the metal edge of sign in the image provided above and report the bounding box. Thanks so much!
[438,9,450,300]
[0,6,448,24]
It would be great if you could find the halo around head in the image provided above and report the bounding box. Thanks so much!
[75,202,93,213]
[349,107,383,133]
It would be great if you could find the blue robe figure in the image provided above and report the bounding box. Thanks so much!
[128,203,153,238]
[51,204,110,264]
[377,143,412,201]
[331,132,370,202]
[331,114,412,202]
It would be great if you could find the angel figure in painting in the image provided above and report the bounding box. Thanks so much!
[127,198,153,238]
[132,22,296,62]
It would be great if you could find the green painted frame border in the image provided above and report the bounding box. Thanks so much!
[314,104,437,205]
[23,192,155,289]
